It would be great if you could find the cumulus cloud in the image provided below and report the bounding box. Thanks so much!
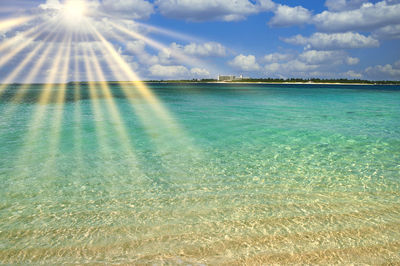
[345,70,363,78]
[299,50,359,65]
[264,60,365,79]
[190,67,210,77]
[346,57,360,65]
[90,18,145,41]
[124,40,226,71]
[298,50,333,65]
[229,54,260,71]
[155,0,275,22]
[365,61,400,80]
[39,0,62,10]
[324,0,368,11]
[125,39,146,54]
[299,50,341,65]
[39,0,100,16]
[40,0,153,20]
[148,64,210,79]
[146,41,226,70]
[265,60,318,73]
[149,64,189,78]
[265,50,359,66]
[263,53,293,63]
[269,5,312,27]
[182,42,226,57]
[101,0,154,20]
[284,32,379,50]
[125,40,159,65]
[263,50,361,78]
[373,24,400,39]
[161,42,227,59]
[314,1,400,32]
[0,39,130,83]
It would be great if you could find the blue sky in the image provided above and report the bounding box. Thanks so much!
[1,0,400,82]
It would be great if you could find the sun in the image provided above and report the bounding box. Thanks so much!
[61,0,87,25]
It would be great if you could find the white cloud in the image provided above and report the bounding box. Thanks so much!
[269,5,312,27]
[163,42,227,59]
[148,64,211,79]
[263,53,293,63]
[346,57,360,65]
[373,24,400,39]
[183,42,226,57]
[90,18,143,40]
[265,60,318,73]
[39,0,100,15]
[344,70,363,78]
[365,62,400,80]
[263,61,367,79]
[284,32,379,50]
[0,39,134,83]
[125,39,146,54]
[39,0,62,10]
[190,67,210,77]
[299,50,341,64]
[149,64,189,78]
[125,40,159,65]
[299,50,358,66]
[40,0,153,20]
[324,0,367,11]
[264,63,280,72]
[314,1,400,32]
[155,0,275,22]
[101,0,154,20]
[229,54,260,71]
[147,42,225,71]
[125,41,214,70]
[263,50,361,78]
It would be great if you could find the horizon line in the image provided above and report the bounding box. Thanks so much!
[1,78,400,86]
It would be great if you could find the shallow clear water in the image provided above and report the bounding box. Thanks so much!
[1,83,399,264]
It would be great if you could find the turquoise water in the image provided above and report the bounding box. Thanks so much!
[1,83,399,264]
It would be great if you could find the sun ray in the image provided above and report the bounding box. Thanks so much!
[81,31,150,184]
[86,28,192,184]
[0,22,63,97]
[38,39,71,105]
[87,21,202,161]
[15,32,71,171]
[0,19,57,69]
[81,31,114,157]
[85,43,148,181]
[85,36,140,159]
[72,31,84,170]
[0,19,47,56]
[134,21,202,43]
[88,22,181,125]
[95,10,202,44]
[1,23,64,122]
[0,16,36,32]
[108,21,217,74]
[45,33,73,169]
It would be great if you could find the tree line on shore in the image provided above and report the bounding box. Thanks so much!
[146,78,400,85]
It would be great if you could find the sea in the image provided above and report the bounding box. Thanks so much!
[0,83,399,264]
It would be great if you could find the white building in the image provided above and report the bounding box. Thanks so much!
[218,75,236,81]
[218,74,249,81]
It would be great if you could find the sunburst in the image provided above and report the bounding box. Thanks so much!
[61,0,87,26]
[1,0,205,168]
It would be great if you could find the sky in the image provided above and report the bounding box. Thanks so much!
[0,0,400,82]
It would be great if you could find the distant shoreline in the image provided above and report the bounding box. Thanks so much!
[2,81,400,86]
[147,81,379,86]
